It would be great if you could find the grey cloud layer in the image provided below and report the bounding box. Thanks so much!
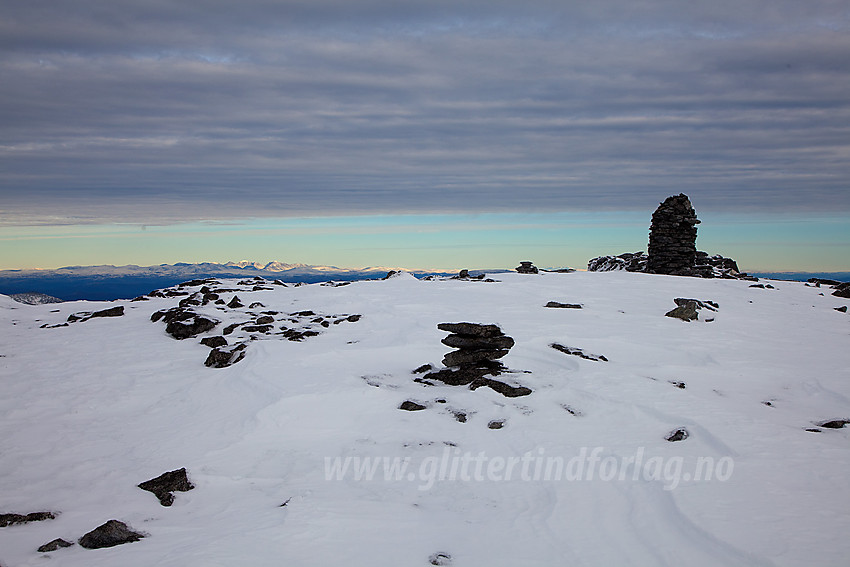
[2,1,848,223]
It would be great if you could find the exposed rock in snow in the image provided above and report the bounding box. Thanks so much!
[138,468,194,506]
[37,538,73,552]
[78,520,144,549]
[544,301,582,309]
[666,428,690,442]
[9,292,63,305]
[515,261,538,274]
[399,401,427,411]
[0,512,56,527]
[550,343,608,362]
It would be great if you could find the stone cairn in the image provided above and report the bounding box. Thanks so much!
[418,323,531,397]
[646,194,700,275]
[516,261,538,274]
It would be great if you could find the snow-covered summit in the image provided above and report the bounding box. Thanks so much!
[1,271,848,566]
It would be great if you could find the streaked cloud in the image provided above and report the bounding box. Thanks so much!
[1,1,849,224]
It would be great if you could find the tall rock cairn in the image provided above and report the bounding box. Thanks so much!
[646,194,700,275]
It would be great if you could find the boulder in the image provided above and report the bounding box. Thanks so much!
[516,261,538,274]
[200,336,228,348]
[443,349,510,367]
[400,401,427,411]
[205,343,247,368]
[437,322,503,337]
[441,334,515,350]
[138,468,194,506]
[78,520,144,549]
[38,538,74,552]
[665,301,699,321]
[0,511,56,527]
[666,428,689,442]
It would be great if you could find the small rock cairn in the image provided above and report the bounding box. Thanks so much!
[419,323,531,397]
[516,261,538,274]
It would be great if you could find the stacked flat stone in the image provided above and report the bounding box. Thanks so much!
[516,261,538,274]
[646,194,700,275]
[438,323,515,367]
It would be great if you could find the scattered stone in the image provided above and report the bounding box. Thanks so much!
[516,261,538,274]
[37,538,74,552]
[665,297,718,322]
[762,401,773,407]
[587,251,648,272]
[809,278,842,286]
[205,343,248,368]
[488,420,505,430]
[223,323,242,335]
[750,284,765,289]
[437,322,503,337]
[833,283,850,298]
[66,305,124,323]
[665,300,699,321]
[835,306,848,313]
[470,378,532,398]
[550,343,608,362]
[242,324,273,333]
[200,336,227,348]
[227,296,244,308]
[666,428,689,442]
[78,520,144,549]
[165,313,218,339]
[452,411,467,423]
[544,302,582,309]
[442,349,510,367]
[806,428,822,433]
[441,334,515,350]
[817,419,850,429]
[429,552,453,565]
[399,401,427,411]
[249,302,265,308]
[138,468,194,506]
[670,381,686,389]
[561,404,583,416]
[0,511,56,527]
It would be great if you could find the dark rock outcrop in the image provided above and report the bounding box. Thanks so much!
[78,520,144,549]
[516,261,538,274]
[833,282,850,298]
[205,343,248,368]
[200,335,228,348]
[544,302,582,309]
[817,419,850,429]
[152,307,219,339]
[0,511,56,527]
[400,400,427,411]
[138,468,194,506]
[646,194,699,275]
[666,428,689,442]
[38,538,74,552]
[550,343,608,362]
[665,298,718,322]
[587,251,648,273]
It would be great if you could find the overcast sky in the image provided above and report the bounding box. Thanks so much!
[1,1,848,270]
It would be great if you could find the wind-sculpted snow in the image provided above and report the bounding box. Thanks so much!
[1,271,849,566]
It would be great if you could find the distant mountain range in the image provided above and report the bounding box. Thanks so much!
[0,261,845,302]
[0,262,460,301]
